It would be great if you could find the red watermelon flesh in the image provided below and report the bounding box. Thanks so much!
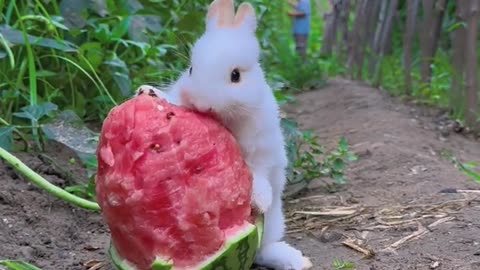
[95,94,253,270]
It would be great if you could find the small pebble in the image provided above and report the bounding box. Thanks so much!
[19,246,34,261]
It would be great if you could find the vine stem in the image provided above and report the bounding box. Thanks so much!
[0,147,101,212]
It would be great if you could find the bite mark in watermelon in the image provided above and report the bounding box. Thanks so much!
[96,93,263,270]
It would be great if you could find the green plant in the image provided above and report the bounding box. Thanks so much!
[333,259,355,269]
[442,150,480,184]
[457,161,480,183]
[0,260,43,270]
[282,117,358,191]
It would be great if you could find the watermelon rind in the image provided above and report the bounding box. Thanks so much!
[108,215,264,270]
[108,240,161,270]
[151,260,174,270]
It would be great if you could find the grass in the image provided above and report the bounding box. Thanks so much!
[0,260,43,270]
[333,259,356,269]
[441,149,480,184]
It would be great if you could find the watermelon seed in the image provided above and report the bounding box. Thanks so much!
[150,144,163,152]
[166,112,175,120]
[194,166,203,174]
[175,139,181,145]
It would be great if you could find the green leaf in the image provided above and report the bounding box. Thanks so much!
[346,153,358,162]
[128,15,162,42]
[104,56,131,97]
[459,166,480,183]
[0,126,15,151]
[274,90,295,104]
[40,110,99,169]
[65,173,97,200]
[446,21,466,33]
[80,155,98,179]
[88,0,109,17]
[333,259,355,269]
[331,172,346,184]
[93,24,111,43]
[49,16,70,31]
[65,185,89,196]
[59,0,89,29]
[0,32,15,68]
[0,25,77,52]
[13,103,58,122]
[338,136,348,152]
[79,42,104,70]
[333,158,345,172]
[36,70,57,78]
[1,89,20,99]
[111,16,132,40]
[0,260,44,270]
[462,161,478,169]
[86,175,97,199]
[74,91,87,118]
[112,72,132,97]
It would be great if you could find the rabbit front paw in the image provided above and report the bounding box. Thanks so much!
[251,176,273,213]
[255,241,313,270]
[135,85,167,99]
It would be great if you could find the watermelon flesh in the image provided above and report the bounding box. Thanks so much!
[96,93,260,270]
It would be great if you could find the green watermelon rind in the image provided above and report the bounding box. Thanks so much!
[108,215,264,270]
[108,241,150,270]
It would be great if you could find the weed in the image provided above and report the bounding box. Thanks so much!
[442,150,480,184]
[0,260,43,270]
[282,117,358,191]
[333,259,356,269]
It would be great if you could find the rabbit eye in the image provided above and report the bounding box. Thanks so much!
[230,68,240,83]
[189,67,193,75]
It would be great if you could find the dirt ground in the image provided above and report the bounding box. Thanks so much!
[1,78,480,270]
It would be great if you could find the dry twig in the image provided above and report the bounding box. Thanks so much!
[342,238,375,258]
[382,217,455,252]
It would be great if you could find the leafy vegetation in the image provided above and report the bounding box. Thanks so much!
[0,0,325,147]
[283,117,357,190]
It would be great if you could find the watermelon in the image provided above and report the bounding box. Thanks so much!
[95,92,263,270]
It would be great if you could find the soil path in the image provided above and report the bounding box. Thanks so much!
[283,78,480,270]
[1,78,480,270]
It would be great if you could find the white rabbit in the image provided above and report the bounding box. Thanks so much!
[136,0,312,269]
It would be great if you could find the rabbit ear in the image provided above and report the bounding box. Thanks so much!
[206,0,235,30]
[233,2,257,32]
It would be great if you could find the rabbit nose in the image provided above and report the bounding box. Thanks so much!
[180,90,193,107]
[179,89,212,112]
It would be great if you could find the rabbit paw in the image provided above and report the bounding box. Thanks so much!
[251,176,273,213]
[135,85,167,99]
[255,241,313,270]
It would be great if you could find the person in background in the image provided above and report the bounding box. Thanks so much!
[287,0,311,59]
